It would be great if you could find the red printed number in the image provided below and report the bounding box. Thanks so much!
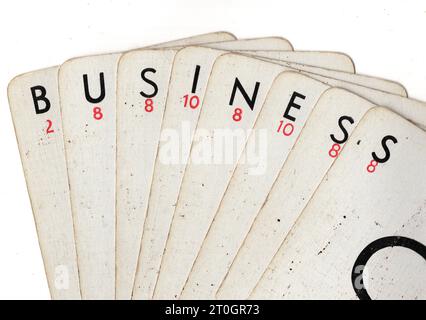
[145,98,154,112]
[93,106,103,120]
[232,107,243,122]
[367,160,378,173]
[46,119,54,134]
[328,143,341,158]
[277,120,294,136]
[183,94,200,109]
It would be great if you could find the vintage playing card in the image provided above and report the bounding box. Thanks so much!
[217,89,426,299]
[153,53,426,299]
[251,107,426,299]
[58,33,243,300]
[115,49,179,300]
[59,54,118,300]
[8,67,81,300]
[181,72,330,299]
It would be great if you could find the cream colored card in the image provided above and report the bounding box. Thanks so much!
[203,37,292,51]
[181,72,330,299]
[8,67,81,300]
[218,89,426,299]
[252,107,426,299]
[59,54,119,299]
[154,53,426,300]
[115,49,179,300]
[240,50,355,73]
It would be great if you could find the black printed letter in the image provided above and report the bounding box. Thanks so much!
[140,68,158,98]
[283,92,306,122]
[330,116,355,144]
[30,86,51,114]
[191,65,201,94]
[229,78,260,111]
[83,73,106,104]
[372,135,398,163]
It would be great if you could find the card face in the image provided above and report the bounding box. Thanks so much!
[115,49,179,300]
[59,54,119,299]
[180,72,330,299]
[203,37,293,51]
[153,54,288,299]
[216,88,377,299]
[241,50,355,73]
[8,67,81,300]
[251,107,426,299]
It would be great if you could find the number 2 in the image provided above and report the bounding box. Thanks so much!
[46,119,54,134]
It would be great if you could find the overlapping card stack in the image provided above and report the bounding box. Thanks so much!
[7,31,426,300]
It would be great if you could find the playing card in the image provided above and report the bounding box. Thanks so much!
[8,67,81,300]
[251,107,426,299]
[153,53,426,299]
[58,32,238,300]
[115,49,179,300]
[217,89,426,299]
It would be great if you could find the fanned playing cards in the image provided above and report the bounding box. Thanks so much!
[8,31,425,300]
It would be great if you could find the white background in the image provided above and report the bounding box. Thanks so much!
[0,0,425,299]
